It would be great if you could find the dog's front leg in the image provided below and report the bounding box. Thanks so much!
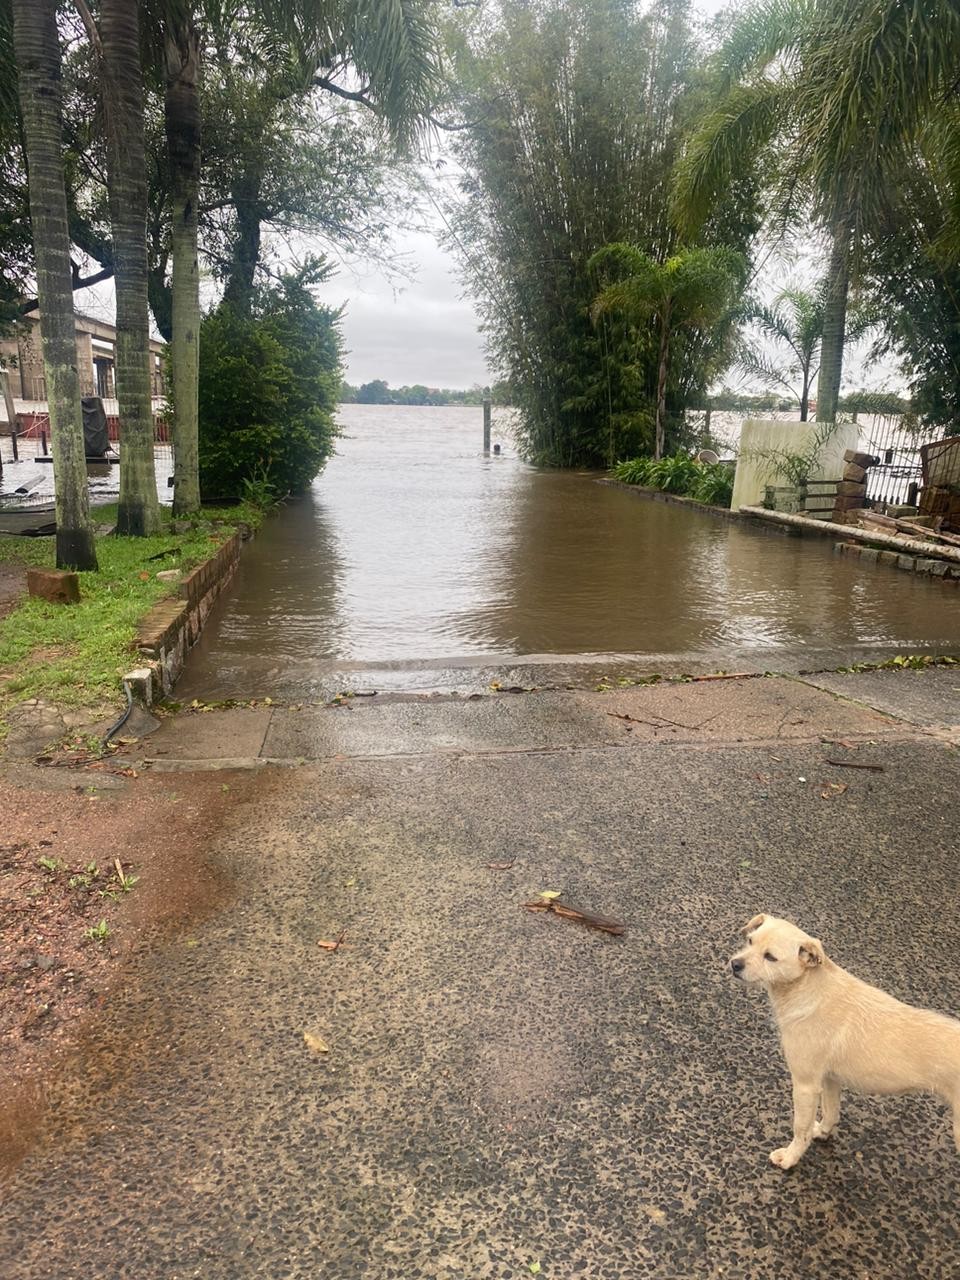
[770,1077,820,1169]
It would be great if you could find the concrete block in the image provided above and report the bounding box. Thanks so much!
[857,547,880,563]
[123,667,156,708]
[27,568,80,604]
[878,550,900,567]
[887,504,919,518]
[898,554,917,572]
[837,480,868,498]
[842,462,868,483]
[844,449,879,468]
[930,561,950,577]
[833,494,866,512]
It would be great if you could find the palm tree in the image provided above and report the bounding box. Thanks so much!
[11,0,97,569]
[671,0,858,425]
[99,0,162,535]
[739,285,874,421]
[162,2,202,515]
[740,289,823,422]
[674,0,960,425]
[590,243,746,458]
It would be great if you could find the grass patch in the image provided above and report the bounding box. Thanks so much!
[0,537,56,569]
[0,513,243,728]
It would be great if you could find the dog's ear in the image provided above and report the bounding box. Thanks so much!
[741,913,766,935]
[799,937,825,968]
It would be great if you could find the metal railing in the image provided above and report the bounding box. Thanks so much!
[854,414,941,509]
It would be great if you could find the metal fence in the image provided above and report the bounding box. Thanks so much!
[854,414,941,509]
[1,424,174,509]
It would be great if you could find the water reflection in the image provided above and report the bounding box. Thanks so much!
[180,405,959,696]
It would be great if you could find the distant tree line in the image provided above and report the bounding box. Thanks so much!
[340,379,513,407]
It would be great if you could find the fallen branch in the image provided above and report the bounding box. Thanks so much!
[523,897,625,935]
[688,672,757,682]
[897,519,960,549]
[826,759,884,772]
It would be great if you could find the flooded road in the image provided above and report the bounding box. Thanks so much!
[180,405,958,697]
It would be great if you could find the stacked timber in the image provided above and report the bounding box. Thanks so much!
[856,508,960,549]
[918,437,960,532]
[832,450,879,524]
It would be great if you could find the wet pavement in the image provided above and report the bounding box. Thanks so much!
[3,670,960,1278]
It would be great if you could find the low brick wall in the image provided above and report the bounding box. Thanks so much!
[833,540,960,582]
[135,532,242,695]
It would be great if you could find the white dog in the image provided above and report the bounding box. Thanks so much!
[730,913,960,1168]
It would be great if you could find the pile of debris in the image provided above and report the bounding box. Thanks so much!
[855,508,960,550]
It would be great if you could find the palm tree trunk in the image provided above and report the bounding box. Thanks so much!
[815,224,851,424]
[655,306,671,459]
[12,0,98,570]
[799,368,810,422]
[164,15,202,514]
[101,0,162,535]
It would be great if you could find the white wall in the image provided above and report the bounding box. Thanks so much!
[731,418,860,510]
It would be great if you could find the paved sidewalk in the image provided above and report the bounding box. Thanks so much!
[3,671,960,1279]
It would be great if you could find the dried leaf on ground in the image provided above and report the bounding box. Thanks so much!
[486,860,516,870]
[317,930,347,952]
[303,1031,329,1054]
[820,782,849,799]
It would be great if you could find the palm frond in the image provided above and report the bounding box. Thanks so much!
[711,0,814,91]
[671,79,790,237]
[800,0,960,232]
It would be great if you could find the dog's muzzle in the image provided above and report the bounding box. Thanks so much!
[730,958,745,978]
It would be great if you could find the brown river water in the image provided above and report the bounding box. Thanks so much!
[179,405,958,698]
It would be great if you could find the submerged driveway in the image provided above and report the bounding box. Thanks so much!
[3,672,960,1278]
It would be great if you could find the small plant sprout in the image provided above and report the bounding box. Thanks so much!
[113,858,138,892]
[37,855,65,874]
[68,873,92,890]
[84,920,110,944]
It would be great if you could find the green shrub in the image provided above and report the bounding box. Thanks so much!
[198,274,341,501]
[612,456,654,485]
[692,462,734,507]
[647,453,701,493]
[611,452,734,507]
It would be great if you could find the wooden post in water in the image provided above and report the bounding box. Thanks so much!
[482,393,492,454]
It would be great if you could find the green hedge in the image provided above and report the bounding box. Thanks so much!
[198,275,341,502]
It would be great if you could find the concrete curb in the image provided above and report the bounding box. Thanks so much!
[740,504,960,567]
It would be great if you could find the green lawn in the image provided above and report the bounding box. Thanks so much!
[0,505,260,726]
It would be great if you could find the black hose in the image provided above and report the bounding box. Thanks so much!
[102,678,134,747]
